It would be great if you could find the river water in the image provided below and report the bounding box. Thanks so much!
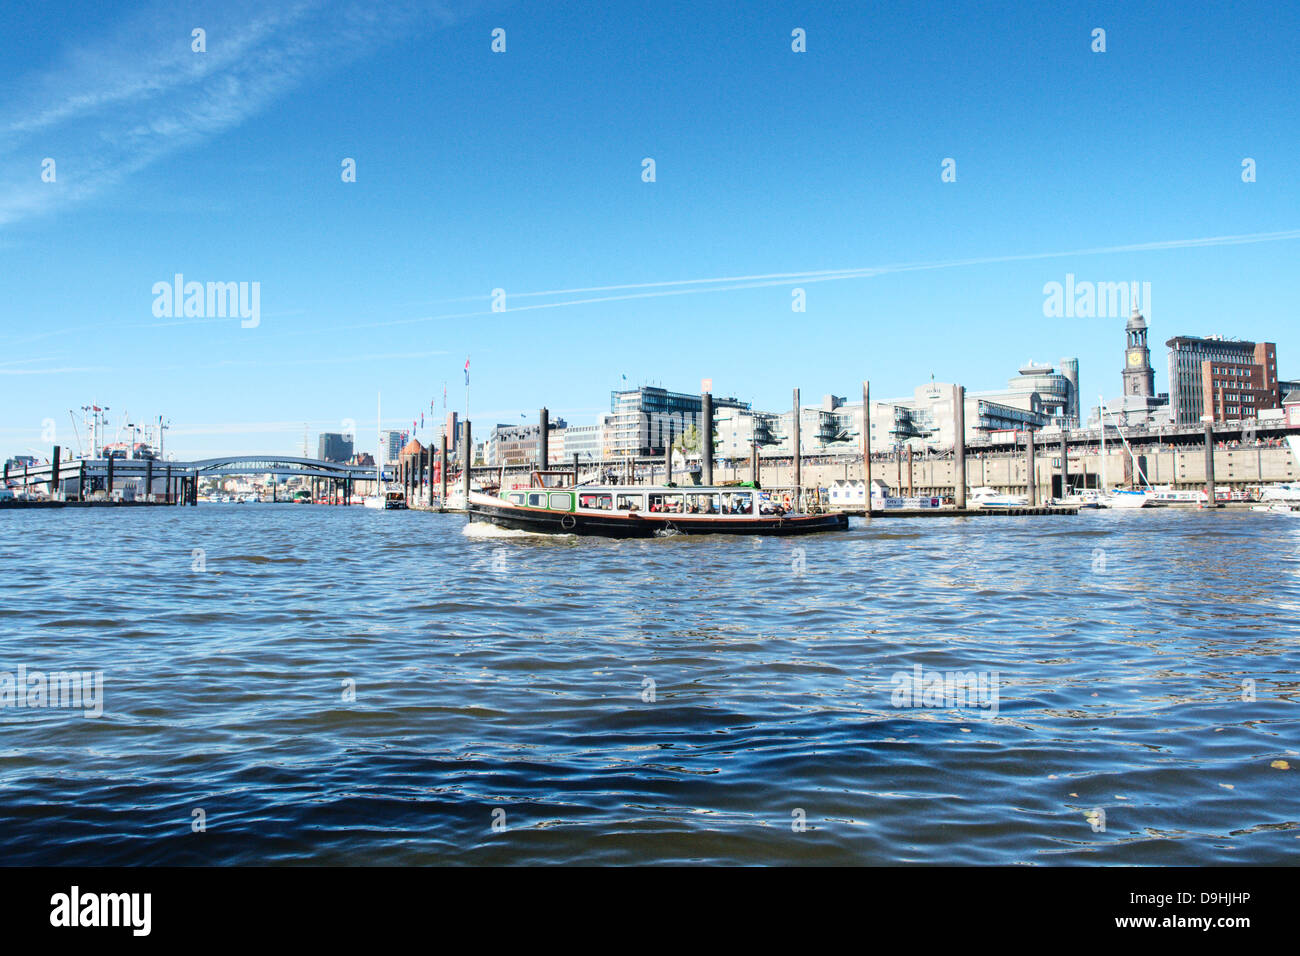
[1,504,1296,865]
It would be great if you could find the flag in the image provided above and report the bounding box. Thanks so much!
[420,413,425,429]
[464,357,470,385]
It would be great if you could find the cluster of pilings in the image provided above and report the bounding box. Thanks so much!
[2,445,200,504]
[486,383,1234,512]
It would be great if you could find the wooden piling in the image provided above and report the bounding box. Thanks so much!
[50,446,60,498]
[1059,431,1069,497]
[462,420,472,502]
[1025,428,1037,507]
[106,455,115,500]
[953,385,967,509]
[1203,421,1217,507]
[539,408,549,469]
[905,443,913,497]
[701,391,714,486]
[440,434,448,505]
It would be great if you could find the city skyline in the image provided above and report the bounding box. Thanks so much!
[2,0,1298,458]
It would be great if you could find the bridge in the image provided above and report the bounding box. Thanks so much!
[4,453,382,504]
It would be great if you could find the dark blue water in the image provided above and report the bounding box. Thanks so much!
[1,504,1296,864]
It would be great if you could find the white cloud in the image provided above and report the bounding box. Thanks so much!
[0,0,467,226]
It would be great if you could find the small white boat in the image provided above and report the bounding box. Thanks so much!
[363,488,408,510]
[1100,489,1153,509]
[1252,503,1300,517]
[1054,489,1102,509]
[970,486,1028,508]
[1259,482,1300,505]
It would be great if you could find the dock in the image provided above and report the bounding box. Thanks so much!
[855,506,1077,518]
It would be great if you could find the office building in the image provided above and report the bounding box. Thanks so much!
[1167,335,1278,423]
[607,386,749,456]
[317,432,353,463]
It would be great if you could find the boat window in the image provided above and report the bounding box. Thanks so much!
[527,492,547,508]
[685,493,720,515]
[615,493,643,512]
[548,492,573,511]
[723,491,753,515]
[579,493,613,510]
[508,493,525,505]
[648,493,683,514]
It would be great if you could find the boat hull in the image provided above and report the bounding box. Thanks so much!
[469,500,849,537]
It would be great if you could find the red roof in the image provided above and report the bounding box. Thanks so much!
[399,438,425,457]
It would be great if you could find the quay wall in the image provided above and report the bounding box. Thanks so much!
[749,445,1298,494]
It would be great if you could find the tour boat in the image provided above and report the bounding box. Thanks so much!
[1149,486,1202,505]
[468,482,848,537]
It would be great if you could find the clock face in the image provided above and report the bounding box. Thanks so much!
[1127,351,1144,367]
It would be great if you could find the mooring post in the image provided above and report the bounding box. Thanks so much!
[106,455,115,501]
[751,439,760,487]
[539,408,549,470]
[50,446,60,499]
[701,391,714,486]
[462,420,472,503]
[906,443,913,497]
[440,434,448,506]
[953,385,967,509]
[1025,428,1037,507]
[664,427,673,485]
[78,460,85,501]
[166,464,172,504]
[145,459,154,502]
[1204,420,1217,507]
[862,381,872,512]
[791,388,801,510]
[572,451,579,488]
[1060,431,1069,499]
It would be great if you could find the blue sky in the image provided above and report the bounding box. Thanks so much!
[2,0,1297,459]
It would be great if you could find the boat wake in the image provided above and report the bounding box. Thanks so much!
[460,522,574,540]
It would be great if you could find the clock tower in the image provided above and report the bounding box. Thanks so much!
[1122,303,1155,397]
